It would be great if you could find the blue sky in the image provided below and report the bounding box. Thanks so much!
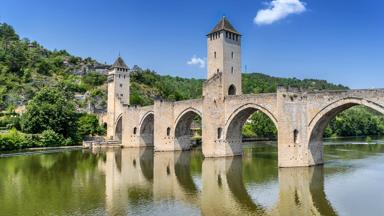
[1,0,383,88]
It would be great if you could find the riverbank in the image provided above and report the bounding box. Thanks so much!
[0,145,84,157]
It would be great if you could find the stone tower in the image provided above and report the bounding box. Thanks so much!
[202,17,243,157]
[206,16,242,96]
[107,56,130,140]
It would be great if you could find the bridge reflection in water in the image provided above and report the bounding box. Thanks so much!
[95,148,337,215]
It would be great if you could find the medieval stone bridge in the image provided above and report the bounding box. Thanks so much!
[106,17,384,167]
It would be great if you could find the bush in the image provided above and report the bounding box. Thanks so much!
[0,129,28,150]
[39,129,65,147]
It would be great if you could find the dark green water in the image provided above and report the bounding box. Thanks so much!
[1,139,384,216]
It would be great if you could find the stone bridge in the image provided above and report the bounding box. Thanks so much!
[106,17,384,167]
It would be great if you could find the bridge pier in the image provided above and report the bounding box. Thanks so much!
[277,87,322,167]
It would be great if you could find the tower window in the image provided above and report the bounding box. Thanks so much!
[231,67,234,74]
[120,94,123,96]
[231,52,234,59]
[124,75,126,79]
[133,127,137,135]
[120,84,123,87]
[119,74,121,78]
[214,52,216,58]
[228,85,236,95]
[166,127,171,136]
[217,68,219,73]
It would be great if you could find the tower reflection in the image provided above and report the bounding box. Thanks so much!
[96,148,336,215]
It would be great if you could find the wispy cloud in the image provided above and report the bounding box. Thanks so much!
[187,55,205,68]
[254,0,306,25]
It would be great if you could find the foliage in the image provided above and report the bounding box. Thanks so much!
[242,111,277,138]
[82,72,107,88]
[20,87,79,141]
[39,129,66,147]
[325,106,384,137]
[77,113,105,138]
[0,128,28,151]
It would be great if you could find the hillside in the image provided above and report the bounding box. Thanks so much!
[0,23,108,112]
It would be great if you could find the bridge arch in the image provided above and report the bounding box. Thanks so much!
[308,97,384,164]
[174,108,202,150]
[224,103,278,142]
[115,114,123,141]
[139,111,154,146]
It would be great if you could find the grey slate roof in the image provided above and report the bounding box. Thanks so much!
[208,16,240,35]
[112,57,128,69]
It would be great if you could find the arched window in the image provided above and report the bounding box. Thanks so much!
[217,128,222,139]
[133,127,137,135]
[166,127,171,136]
[293,129,299,144]
[217,68,219,73]
[228,85,236,95]
[231,52,234,59]
[214,52,216,59]
[231,67,234,74]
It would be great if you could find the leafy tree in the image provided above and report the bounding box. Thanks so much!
[21,87,78,141]
[82,72,107,87]
[77,114,102,138]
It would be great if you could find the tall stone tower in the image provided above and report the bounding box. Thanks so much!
[107,56,130,140]
[202,17,243,157]
[206,16,242,96]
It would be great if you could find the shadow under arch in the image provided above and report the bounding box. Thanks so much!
[308,97,384,164]
[226,157,267,214]
[174,151,198,194]
[139,148,154,182]
[174,108,202,150]
[115,114,123,141]
[310,166,337,216]
[139,112,154,146]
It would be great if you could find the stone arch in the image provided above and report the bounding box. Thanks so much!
[308,97,384,164]
[225,103,278,141]
[228,84,236,95]
[174,108,202,150]
[114,114,123,141]
[139,111,154,146]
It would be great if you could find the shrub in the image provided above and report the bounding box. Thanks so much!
[39,129,65,147]
[0,129,28,150]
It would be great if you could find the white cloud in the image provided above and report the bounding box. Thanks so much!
[254,0,306,25]
[187,55,205,68]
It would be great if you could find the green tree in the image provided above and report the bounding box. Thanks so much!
[77,114,101,138]
[21,87,78,141]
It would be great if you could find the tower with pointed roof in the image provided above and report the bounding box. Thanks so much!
[107,56,130,140]
[207,16,242,96]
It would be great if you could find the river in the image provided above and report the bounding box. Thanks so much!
[1,138,384,216]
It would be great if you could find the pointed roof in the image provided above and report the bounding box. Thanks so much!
[208,16,240,35]
[112,56,128,69]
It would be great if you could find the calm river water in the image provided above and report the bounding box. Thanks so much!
[1,138,384,216]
